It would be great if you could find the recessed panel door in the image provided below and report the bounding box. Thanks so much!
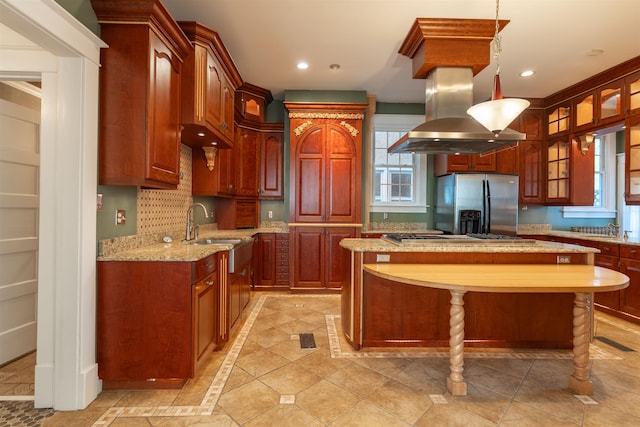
[0,93,40,365]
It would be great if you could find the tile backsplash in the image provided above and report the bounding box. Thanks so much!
[137,144,195,235]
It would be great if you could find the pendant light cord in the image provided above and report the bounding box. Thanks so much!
[492,0,502,75]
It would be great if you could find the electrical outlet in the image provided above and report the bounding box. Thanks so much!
[268,210,273,219]
[383,212,389,220]
[557,255,571,264]
[376,254,390,262]
[115,209,126,225]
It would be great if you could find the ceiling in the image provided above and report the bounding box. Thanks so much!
[162,0,639,105]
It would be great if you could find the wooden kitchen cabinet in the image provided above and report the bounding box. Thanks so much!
[518,140,545,204]
[625,115,640,204]
[573,79,624,132]
[286,102,366,291]
[97,253,224,389]
[545,136,594,205]
[252,233,289,290]
[228,241,253,330]
[291,226,356,291]
[287,104,365,223]
[433,152,497,176]
[259,128,285,199]
[626,70,640,117]
[178,21,242,149]
[620,245,640,318]
[253,233,275,289]
[193,272,217,372]
[546,102,571,137]
[215,197,259,230]
[234,126,260,198]
[253,232,290,290]
[92,0,191,189]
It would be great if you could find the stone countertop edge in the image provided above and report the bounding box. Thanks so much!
[97,227,286,262]
[518,230,640,247]
[339,238,599,253]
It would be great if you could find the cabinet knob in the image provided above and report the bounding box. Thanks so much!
[206,280,214,286]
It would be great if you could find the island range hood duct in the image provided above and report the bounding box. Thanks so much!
[388,67,526,155]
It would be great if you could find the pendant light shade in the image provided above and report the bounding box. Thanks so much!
[467,0,530,135]
[467,74,530,134]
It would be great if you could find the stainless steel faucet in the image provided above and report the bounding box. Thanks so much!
[185,203,209,241]
[606,223,621,237]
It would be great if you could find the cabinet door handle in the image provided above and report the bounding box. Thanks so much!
[631,249,637,255]
[206,262,214,269]
[206,280,214,286]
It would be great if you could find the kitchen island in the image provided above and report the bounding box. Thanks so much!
[339,237,601,352]
[364,263,628,396]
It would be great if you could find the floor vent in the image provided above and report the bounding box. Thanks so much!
[299,333,316,349]
[595,336,636,352]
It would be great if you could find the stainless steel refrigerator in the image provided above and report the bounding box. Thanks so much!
[435,173,519,236]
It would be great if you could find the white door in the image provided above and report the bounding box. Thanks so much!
[0,83,40,365]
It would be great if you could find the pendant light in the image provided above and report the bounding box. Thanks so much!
[467,0,530,136]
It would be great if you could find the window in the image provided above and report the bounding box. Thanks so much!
[562,132,616,218]
[370,115,426,212]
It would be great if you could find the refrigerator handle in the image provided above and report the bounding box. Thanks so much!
[486,179,492,234]
[482,180,487,234]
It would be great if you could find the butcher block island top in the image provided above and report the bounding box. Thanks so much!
[363,263,628,293]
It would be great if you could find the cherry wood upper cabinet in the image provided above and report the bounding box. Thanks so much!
[545,137,594,206]
[259,129,285,200]
[91,0,191,189]
[287,103,367,224]
[625,115,640,205]
[627,71,640,117]
[178,22,242,149]
[517,140,545,205]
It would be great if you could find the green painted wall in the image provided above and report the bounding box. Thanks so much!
[96,185,137,241]
[55,0,99,34]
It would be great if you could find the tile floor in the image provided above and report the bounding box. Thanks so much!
[2,293,640,426]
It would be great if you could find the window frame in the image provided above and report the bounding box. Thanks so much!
[369,114,427,213]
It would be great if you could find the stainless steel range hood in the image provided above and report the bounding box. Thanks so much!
[388,67,526,155]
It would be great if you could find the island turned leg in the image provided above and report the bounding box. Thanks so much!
[447,289,467,396]
[569,291,593,395]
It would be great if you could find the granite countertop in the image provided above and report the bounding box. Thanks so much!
[518,230,640,247]
[98,227,286,262]
[339,238,598,253]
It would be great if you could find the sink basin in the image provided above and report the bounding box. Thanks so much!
[188,238,242,246]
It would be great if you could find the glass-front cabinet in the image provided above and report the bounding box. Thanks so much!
[598,79,624,124]
[547,138,570,202]
[547,103,571,136]
[627,71,640,117]
[545,136,595,205]
[626,116,640,204]
[573,79,624,132]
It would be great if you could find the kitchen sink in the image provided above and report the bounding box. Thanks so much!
[187,238,251,273]
[188,238,242,246]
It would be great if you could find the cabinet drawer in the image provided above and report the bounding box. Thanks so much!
[192,255,217,282]
[276,240,289,249]
[621,245,640,260]
[598,242,620,257]
[276,233,290,241]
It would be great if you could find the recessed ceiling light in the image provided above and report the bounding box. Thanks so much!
[210,142,217,145]
[197,132,205,137]
[587,48,604,56]
[329,63,340,70]
[297,61,309,70]
[520,70,535,77]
